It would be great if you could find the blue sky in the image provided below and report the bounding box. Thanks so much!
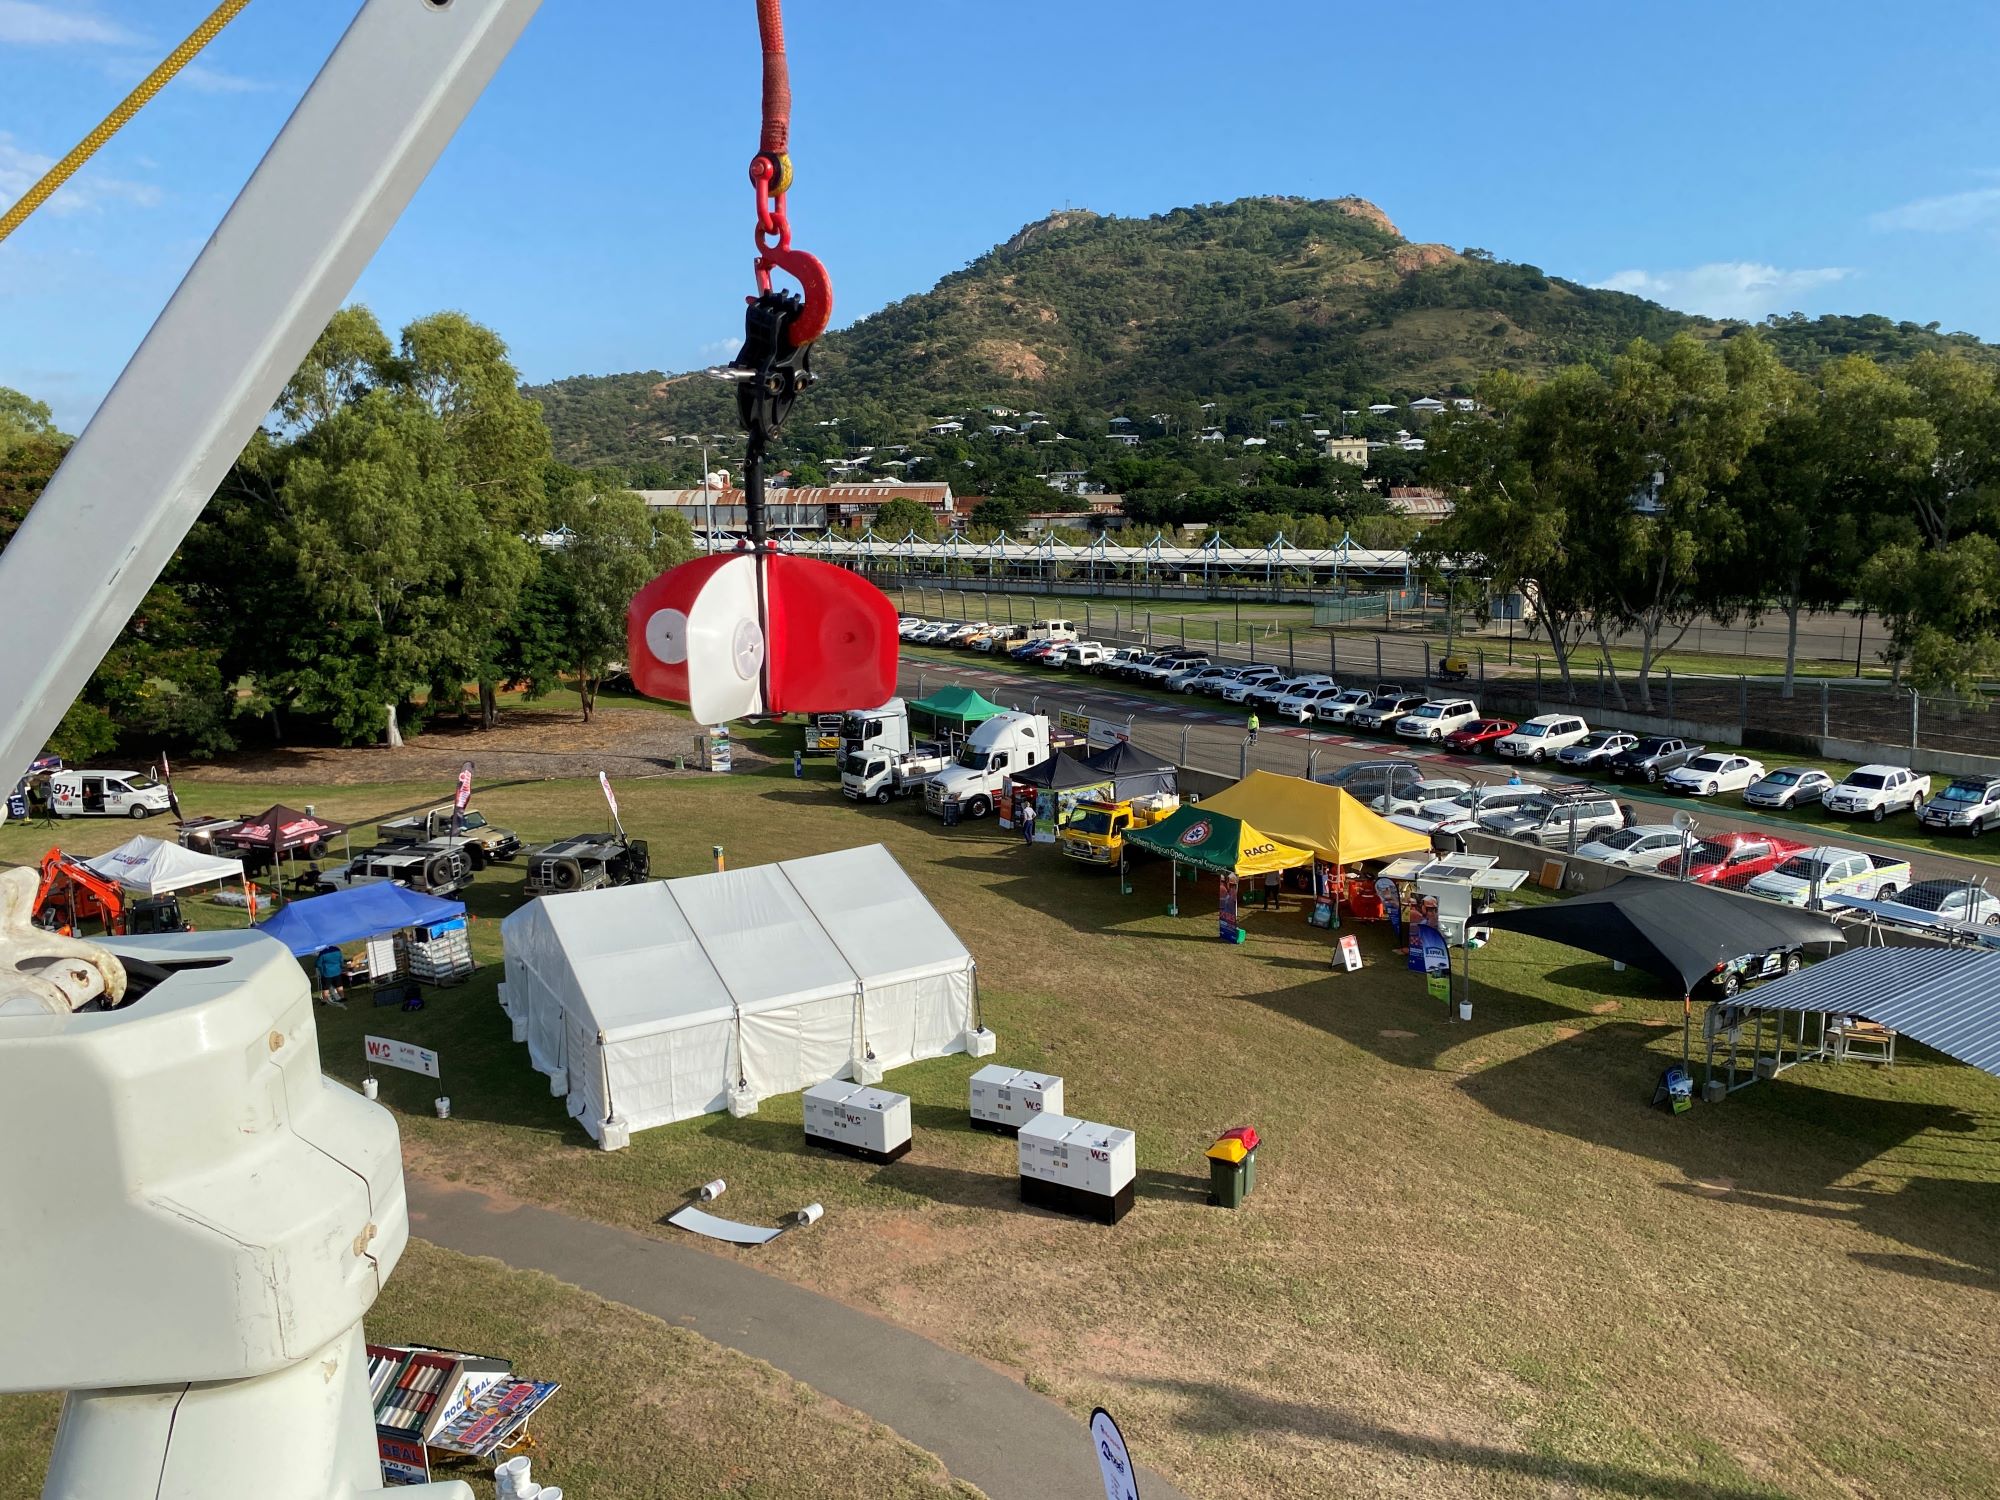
[4,0,2000,432]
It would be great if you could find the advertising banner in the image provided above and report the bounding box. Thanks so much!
[365,1036,440,1080]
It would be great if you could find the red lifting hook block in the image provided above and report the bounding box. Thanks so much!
[626,551,899,725]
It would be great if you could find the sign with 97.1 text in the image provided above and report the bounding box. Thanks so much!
[365,1036,440,1079]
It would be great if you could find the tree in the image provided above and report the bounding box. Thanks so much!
[872,497,937,538]
[517,482,692,720]
[971,495,1029,531]
[1589,334,1783,708]
[0,386,66,453]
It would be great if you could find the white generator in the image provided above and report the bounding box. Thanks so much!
[802,1079,912,1165]
[1016,1113,1136,1224]
[969,1065,1064,1134]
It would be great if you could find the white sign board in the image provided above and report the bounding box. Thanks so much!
[1090,1407,1140,1500]
[1338,934,1363,972]
[365,1036,440,1079]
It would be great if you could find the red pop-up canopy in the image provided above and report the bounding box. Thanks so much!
[223,804,346,855]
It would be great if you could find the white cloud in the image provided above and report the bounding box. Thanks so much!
[97,55,274,95]
[1869,184,2000,233]
[0,134,161,217]
[0,1,140,46]
[697,336,742,360]
[1590,262,1854,320]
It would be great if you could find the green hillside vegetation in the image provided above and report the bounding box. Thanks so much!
[526,196,1998,470]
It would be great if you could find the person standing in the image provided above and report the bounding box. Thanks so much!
[315,945,347,1009]
[1020,793,1039,848]
[1246,711,1261,746]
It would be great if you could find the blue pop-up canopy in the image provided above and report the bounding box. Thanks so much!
[256,882,466,957]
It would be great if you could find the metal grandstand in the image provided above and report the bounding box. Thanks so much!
[688,526,1429,586]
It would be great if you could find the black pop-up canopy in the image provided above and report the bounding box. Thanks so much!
[1483,880,1843,992]
[1014,751,1113,792]
[1083,740,1177,800]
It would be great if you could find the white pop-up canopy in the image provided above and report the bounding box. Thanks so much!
[499,844,981,1148]
[85,834,246,896]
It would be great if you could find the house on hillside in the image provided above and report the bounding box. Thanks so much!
[1387,487,1455,523]
[1109,432,1141,446]
[1451,397,1479,412]
[1045,470,1091,494]
[1409,396,1447,416]
[1323,435,1369,468]
[1368,402,1398,415]
[1109,415,1133,427]
[986,425,1016,437]
[1242,436,1268,447]
[1197,427,1224,442]
[928,420,964,435]
[1267,417,1288,430]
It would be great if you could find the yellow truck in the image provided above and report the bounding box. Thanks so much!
[1059,794,1182,866]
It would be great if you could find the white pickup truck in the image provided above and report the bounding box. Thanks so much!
[841,744,950,804]
[1745,845,1911,908]
[1819,764,1931,822]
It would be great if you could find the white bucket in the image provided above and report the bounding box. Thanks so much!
[493,1456,531,1498]
[538,1489,562,1500]
[698,1179,727,1202]
[434,1096,451,1119]
[1457,1001,1473,1022]
[793,1202,824,1228]
[361,1077,378,1101]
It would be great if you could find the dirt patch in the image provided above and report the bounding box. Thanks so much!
[1552,1026,1581,1040]
[1391,242,1461,275]
[186,707,714,787]
[1590,1000,1621,1015]
[1332,196,1400,237]
[1378,1028,1418,1039]
[971,339,1050,382]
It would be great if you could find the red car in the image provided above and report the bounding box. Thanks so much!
[1444,718,1517,754]
[1660,831,1811,885]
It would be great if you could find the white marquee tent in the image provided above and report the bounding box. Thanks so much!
[84,834,247,896]
[498,844,984,1148]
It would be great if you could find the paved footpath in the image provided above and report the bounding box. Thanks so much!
[408,1177,1192,1500]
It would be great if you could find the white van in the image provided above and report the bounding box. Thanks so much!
[1027,618,1079,644]
[48,768,174,819]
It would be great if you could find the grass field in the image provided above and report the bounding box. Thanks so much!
[7,735,1994,1497]
[0,1240,980,1499]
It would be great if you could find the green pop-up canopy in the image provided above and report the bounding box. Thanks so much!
[908,685,1008,727]
[1126,804,1313,877]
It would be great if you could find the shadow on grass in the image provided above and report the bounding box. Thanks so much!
[865,1160,1042,1216]
[1136,1168,1211,1204]
[1125,1375,1783,1500]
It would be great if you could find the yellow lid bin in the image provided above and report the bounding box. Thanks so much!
[1205,1137,1249,1164]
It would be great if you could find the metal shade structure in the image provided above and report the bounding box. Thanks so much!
[1722,947,2000,1079]
[1482,880,1844,994]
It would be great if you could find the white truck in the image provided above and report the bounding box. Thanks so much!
[1745,845,1911,908]
[47,768,175,819]
[841,742,950,804]
[1819,764,1931,822]
[838,698,910,759]
[924,711,1067,820]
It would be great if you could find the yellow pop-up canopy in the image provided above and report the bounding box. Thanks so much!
[1199,770,1428,865]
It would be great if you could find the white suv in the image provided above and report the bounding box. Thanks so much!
[1395,698,1479,742]
[1276,683,1349,722]
[1494,714,1590,762]
[1821,764,1932,822]
[1311,687,1376,725]
[1220,666,1284,703]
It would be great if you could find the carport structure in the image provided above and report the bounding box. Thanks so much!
[1709,947,2000,1096]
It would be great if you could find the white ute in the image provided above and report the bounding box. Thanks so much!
[1820,764,1931,821]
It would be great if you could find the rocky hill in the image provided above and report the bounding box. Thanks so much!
[529,195,1997,468]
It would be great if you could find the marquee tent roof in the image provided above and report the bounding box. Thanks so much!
[908,686,1007,726]
[1127,804,1313,877]
[222,804,347,854]
[84,834,244,895]
[1719,947,2000,1078]
[499,844,977,1145]
[1199,771,1428,865]
[1482,880,1843,992]
[256,882,466,957]
[1084,740,1175,779]
[1014,751,1113,791]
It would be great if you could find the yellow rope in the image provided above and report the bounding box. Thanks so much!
[0,0,255,245]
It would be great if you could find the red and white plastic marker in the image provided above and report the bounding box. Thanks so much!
[626,551,898,725]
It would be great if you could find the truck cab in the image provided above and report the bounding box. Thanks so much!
[47,769,174,819]
[841,742,948,804]
[838,698,909,759]
[924,712,1055,819]
[1060,795,1182,865]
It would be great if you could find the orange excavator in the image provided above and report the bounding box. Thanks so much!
[32,849,194,938]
